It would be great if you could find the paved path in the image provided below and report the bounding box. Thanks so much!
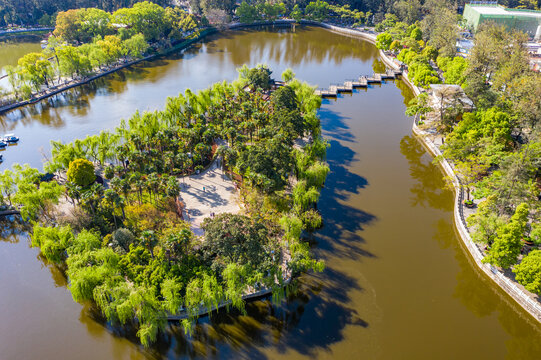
[179,159,241,236]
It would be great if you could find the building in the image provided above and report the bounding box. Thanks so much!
[456,39,474,57]
[428,85,475,115]
[463,2,541,39]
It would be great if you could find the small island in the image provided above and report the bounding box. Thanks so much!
[1,66,327,346]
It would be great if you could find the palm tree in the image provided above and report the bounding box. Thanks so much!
[140,230,158,259]
[104,189,120,229]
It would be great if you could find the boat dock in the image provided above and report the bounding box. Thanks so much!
[314,69,402,98]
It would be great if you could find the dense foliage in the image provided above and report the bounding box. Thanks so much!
[0,0,171,26]
[2,67,327,346]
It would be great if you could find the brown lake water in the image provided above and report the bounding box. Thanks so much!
[0,26,540,359]
[0,35,43,91]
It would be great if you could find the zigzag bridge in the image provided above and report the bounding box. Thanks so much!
[314,69,402,97]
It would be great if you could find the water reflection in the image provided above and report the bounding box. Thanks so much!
[1,27,378,129]
[0,217,28,243]
[400,134,453,211]
[220,27,378,68]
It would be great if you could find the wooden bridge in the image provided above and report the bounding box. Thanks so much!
[314,69,402,98]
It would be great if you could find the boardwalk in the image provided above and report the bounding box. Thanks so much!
[314,69,401,98]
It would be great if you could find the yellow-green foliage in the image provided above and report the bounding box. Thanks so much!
[31,224,74,263]
[67,158,95,187]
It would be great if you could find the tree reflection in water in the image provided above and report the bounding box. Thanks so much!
[401,131,541,359]
[400,134,453,212]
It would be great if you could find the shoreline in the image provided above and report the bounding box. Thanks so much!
[3,19,540,324]
[390,63,541,323]
[0,20,375,116]
[0,27,53,37]
[0,28,217,115]
[306,22,541,323]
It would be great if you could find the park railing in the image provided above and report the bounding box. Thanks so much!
[411,113,541,321]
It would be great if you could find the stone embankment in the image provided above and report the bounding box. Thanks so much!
[0,27,53,36]
[303,23,541,323]
[378,51,541,323]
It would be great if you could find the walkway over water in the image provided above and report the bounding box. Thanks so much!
[314,69,402,97]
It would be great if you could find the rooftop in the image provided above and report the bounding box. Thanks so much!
[467,4,541,19]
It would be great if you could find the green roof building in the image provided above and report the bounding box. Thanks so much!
[463,3,541,39]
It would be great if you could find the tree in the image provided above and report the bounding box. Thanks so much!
[0,170,16,205]
[375,13,398,32]
[123,33,149,59]
[31,224,74,263]
[79,8,113,41]
[465,23,529,108]
[290,4,303,22]
[420,1,458,57]
[57,46,92,78]
[54,9,82,43]
[247,65,272,90]
[201,213,274,271]
[18,52,54,89]
[236,1,258,23]
[483,203,529,268]
[405,92,432,119]
[375,33,393,50]
[394,0,422,24]
[467,195,504,245]
[305,0,329,22]
[110,228,136,253]
[514,250,541,295]
[440,56,467,86]
[455,157,489,201]
[205,8,229,26]
[67,158,96,188]
[97,35,123,65]
[113,1,168,42]
[503,72,541,131]
[421,45,438,62]
[272,85,297,111]
[281,68,295,83]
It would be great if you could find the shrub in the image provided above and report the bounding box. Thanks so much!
[111,228,136,252]
[104,166,115,180]
[301,209,323,232]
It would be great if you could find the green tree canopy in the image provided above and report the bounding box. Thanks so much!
[514,250,541,295]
